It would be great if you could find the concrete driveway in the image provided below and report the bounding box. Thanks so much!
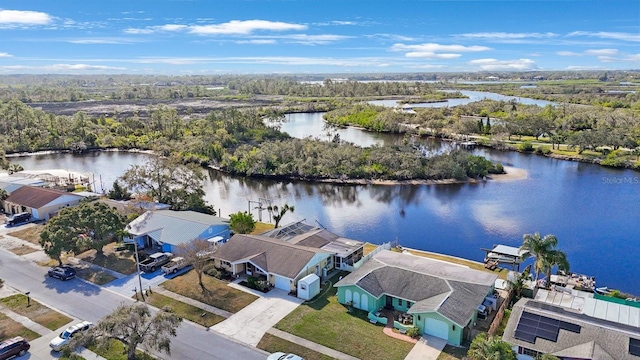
[211,288,303,346]
[404,334,447,360]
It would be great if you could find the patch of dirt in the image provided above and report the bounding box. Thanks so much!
[76,242,137,275]
[8,245,38,256]
[7,224,44,245]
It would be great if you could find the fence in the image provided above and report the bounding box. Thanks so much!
[488,289,514,336]
[342,242,392,272]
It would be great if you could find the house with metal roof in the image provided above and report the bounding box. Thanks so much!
[211,234,333,294]
[125,210,230,253]
[503,290,640,359]
[3,185,83,221]
[261,221,365,273]
[334,250,498,345]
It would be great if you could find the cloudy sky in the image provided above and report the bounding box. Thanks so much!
[1,0,639,74]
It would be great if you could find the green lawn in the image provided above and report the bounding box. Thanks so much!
[145,292,225,327]
[161,270,257,313]
[257,333,334,360]
[275,276,414,360]
[0,294,72,331]
[89,339,154,360]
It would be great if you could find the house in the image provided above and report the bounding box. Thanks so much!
[125,210,230,254]
[0,175,47,195]
[211,234,333,293]
[97,198,170,217]
[260,221,365,273]
[502,289,640,360]
[3,186,83,221]
[335,250,498,345]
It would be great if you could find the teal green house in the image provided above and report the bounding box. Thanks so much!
[335,250,498,346]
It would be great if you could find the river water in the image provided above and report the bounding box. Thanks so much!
[11,99,640,295]
[369,90,556,108]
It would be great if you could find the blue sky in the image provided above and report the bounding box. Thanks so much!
[1,0,639,74]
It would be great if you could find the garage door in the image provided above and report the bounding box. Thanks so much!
[274,275,290,291]
[425,318,449,340]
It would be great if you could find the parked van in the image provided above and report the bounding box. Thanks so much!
[5,212,31,226]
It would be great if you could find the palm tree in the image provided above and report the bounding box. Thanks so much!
[541,249,569,289]
[267,204,295,228]
[467,333,516,360]
[507,269,532,301]
[520,233,569,287]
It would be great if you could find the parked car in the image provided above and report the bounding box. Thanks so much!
[47,265,77,280]
[5,212,31,227]
[49,320,93,351]
[161,256,190,275]
[267,352,305,360]
[0,336,30,360]
[139,252,173,273]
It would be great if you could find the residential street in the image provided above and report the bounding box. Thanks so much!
[0,243,267,360]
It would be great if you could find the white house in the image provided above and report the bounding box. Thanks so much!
[3,186,83,221]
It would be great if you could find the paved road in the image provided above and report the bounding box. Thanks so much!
[0,248,267,360]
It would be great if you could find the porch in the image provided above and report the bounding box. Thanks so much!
[367,308,418,343]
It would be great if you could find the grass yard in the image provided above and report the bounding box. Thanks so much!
[437,344,469,360]
[404,249,508,280]
[161,271,257,313]
[257,333,334,360]
[145,292,225,327]
[251,222,275,235]
[363,243,378,255]
[275,280,414,360]
[0,294,72,331]
[89,339,154,360]
[76,268,117,285]
[0,312,40,341]
[8,245,39,256]
[76,242,137,275]
[7,224,44,245]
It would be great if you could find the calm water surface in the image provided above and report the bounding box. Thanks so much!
[13,115,640,294]
[369,90,556,108]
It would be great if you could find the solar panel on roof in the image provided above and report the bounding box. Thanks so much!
[630,338,640,357]
[515,311,581,344]
[515,330,536,343]
[560,321,581,333]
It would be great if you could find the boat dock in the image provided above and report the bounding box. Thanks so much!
[481,244,529,271]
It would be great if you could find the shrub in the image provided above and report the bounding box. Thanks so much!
[518,141,534,152]
[203,263,221,278]
[406,327,420,338]
[255,280,270,291]
[488,162,504,174]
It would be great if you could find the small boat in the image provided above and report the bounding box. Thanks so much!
[595,286,611,295]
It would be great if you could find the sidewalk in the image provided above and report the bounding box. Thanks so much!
[267,328,359,360]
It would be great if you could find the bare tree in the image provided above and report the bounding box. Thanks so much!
[267,204,295,228]
[74,302,181,360]
[177,239,217,293]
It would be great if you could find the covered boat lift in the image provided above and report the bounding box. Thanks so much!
[481,244,528,271]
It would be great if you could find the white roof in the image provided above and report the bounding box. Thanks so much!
[582,297,640,327]
[299,273,320,284]
[490,244,528,258]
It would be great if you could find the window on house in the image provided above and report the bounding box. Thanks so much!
[519,348,542,357]
[221,261,231,267]
[398,299,403,306]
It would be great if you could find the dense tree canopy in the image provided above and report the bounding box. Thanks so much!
[229,211,256,234]
[39,201,125,264]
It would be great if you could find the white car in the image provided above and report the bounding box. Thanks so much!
[49,321,93,351]
[267,352,304,360]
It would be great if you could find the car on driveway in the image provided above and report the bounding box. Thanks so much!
[267,352,304,360]
[0,336,30,359]
[47,265,77,281]
[49,320,93,351]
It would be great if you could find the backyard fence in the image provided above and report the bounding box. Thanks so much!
[488,289,514,336]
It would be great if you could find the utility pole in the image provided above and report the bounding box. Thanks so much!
[133,240,145,302]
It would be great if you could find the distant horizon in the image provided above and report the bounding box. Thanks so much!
[1,0,640,75]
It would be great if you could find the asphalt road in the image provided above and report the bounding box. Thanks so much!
[0,248,268,360]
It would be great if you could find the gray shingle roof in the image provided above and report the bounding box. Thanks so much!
[335,250,497,327]
[126,210,229,247]
[213,234,330,279]
[502,298,640,360]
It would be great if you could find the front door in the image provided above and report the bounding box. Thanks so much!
[386,296,393,309]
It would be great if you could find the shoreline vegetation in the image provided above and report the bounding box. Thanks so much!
[0,72,638,184]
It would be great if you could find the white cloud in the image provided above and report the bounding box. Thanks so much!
[48,64,126,71]
[0,52,12,57]
[132,56,392,68]
[468,58,537,71]
[124,27,155,35]
[158,24,188,32]
[190,20,306,35]
[391,43,490,53]
[460,32,557,39]
[0,9,52,25]
[557,51,582,57]
[405,52,461,59]
[585,48,618,56]
[67,38,138,44]
[0,64,126,73]
[568,31,640,42]
[235,39,277,45]
[281,34,350,45]
[367,34,415,42]
[406,64,446,69]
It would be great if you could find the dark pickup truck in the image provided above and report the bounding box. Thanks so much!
[139,252,173,273]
